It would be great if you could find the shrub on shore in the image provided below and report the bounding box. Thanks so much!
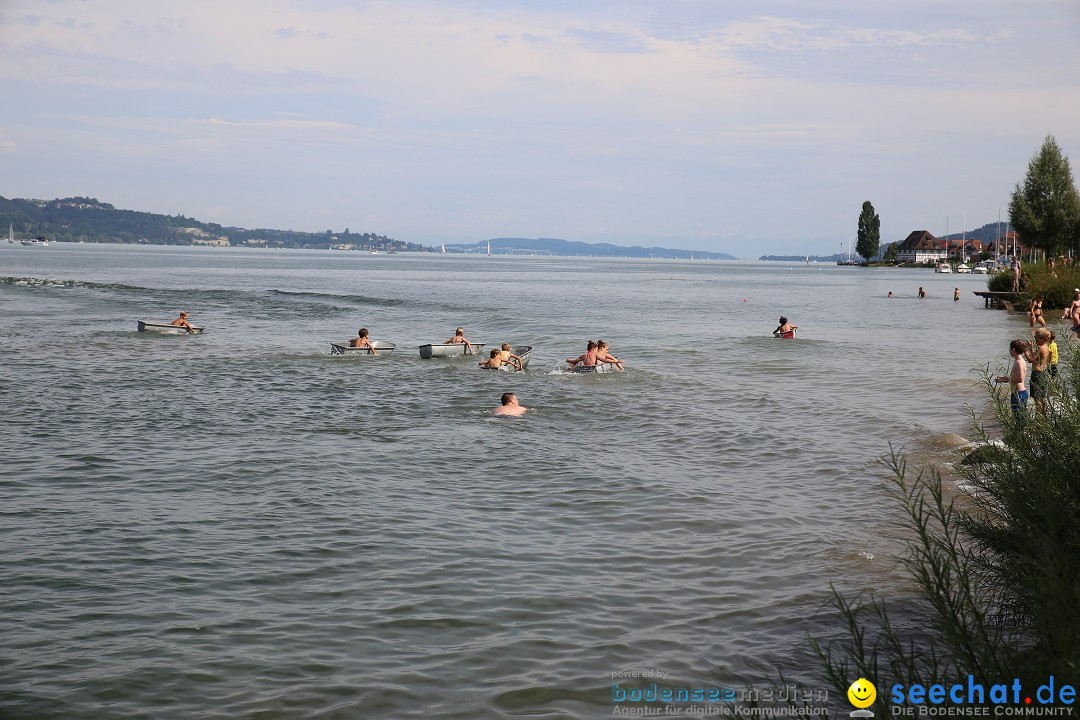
[986,261,1080,309]
[812,341,1080,709]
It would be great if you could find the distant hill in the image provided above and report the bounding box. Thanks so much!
[447,237,736,259]
[0,196,426,252]
[937,221,1012,245]
[760,254,854,262]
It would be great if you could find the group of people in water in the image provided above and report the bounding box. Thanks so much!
[566,339,624,370]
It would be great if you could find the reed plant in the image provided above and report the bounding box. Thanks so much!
[812,340,1080,709]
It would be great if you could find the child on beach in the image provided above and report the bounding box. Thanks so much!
[1025,329,1051,414]
[995,339,1029,415]
[772,317,798,339]
[1049,330,1059,379]
[954,288,960,302]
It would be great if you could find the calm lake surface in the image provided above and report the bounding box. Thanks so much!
[0,244,1025,719]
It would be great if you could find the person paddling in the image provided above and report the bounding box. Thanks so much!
[567,340,599,369]
[446,327,475,354]
[350,327,376,354]
[171,311,196,334]
[772,316,798,339]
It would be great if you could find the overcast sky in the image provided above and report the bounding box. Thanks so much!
[2,1,1078,255]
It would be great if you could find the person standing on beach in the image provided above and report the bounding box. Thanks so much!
[1011,257,1022,292]
[1063,289,1080,338]
[1029,294,1046,328]
[493,392,527,416]
[996,339,1029,415]
[1025,329,1051,414]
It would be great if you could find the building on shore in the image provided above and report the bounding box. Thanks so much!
[896,230,947,263]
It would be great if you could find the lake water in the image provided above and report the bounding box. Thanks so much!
[0,244,1024,719]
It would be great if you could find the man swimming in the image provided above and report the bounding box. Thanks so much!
[493,392,527,417]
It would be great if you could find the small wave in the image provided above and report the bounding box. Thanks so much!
[268,289,414,308]
[0,276,147,292]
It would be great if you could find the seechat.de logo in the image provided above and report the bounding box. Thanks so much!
[848,678,877,718]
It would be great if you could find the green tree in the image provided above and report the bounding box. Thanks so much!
[856,201,880,262]
[1009,134,1080,258]
[883,242,899,263]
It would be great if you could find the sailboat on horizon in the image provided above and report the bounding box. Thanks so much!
[956,213,971,273]
[440,243,446,254]
[487,240,491,257]
[836,236,858,265]
[7,223,12,244]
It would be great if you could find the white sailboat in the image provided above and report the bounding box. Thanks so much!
[7,223,12,244]
[487,240,491,256]
[956,213,971,273]
[836,237,858,265]
[440,244,446,254]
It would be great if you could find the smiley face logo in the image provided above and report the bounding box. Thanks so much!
[847,678,876,708]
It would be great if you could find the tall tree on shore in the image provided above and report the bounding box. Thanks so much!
[1009,134,1080,258]
[856,201,881,262]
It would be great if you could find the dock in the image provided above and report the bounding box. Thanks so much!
[973,291,1018,309]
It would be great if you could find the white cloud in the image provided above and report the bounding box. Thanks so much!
[0,0,1078,251]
